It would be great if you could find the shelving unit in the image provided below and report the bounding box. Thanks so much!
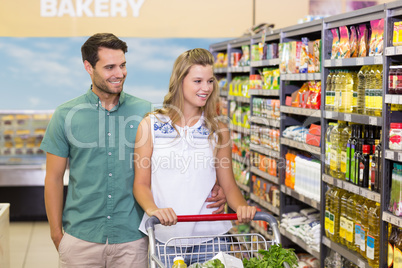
[210,2,402,266]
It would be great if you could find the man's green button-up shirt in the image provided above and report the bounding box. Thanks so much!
[40,88,151,244]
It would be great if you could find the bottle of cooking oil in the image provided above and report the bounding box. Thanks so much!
[367,202,380,267]
[326,71,334,111]
[356,66,367,114]
[340,123,352,180]
[360,199,375,259]
[351,71,359,114]
[330,188,345,243]
[354,195,364,255]
[330,122,339,177]
[340,70,354,113]
[339,191,352,246]
[325,123,336,174]
[331,121,347,179]
[333,70,342,112]
[373,65,383,117]
[325,186,334,238]
[365,66,375,116]
[346,194,358,251]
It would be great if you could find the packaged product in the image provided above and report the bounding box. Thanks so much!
[375,19,384,55]
[349,26,358,57]
[295,41,302,73]
[240,45,250,66]
[308,81,321,110]
[279,43,289,73]
[251,44,259,62]
[272,68,280,89]
[369,20,378,56]
[398,21,402,46]
[287,42,297,74]
[339,26,350,58]
[308,41,315,73]
[393,21,400,46]
[313,40,321,73]
[300,37,309,73]
[358,24,368,57]
[331,28,340,59]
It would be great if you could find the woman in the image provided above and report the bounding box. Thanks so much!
[133,48,256,265]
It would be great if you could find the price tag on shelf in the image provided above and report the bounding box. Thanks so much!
[399,95,402,104]
[385,94,392,103]
[356,58,365,65]
[324,59,332,66]
[369,117,377,125]
[299,194,305,203]
[315,73,321,80]
[357,258,365,268]
[326,111,333,118]
[307,73,314,80]
[300,73,307,81]
[280,185,285,192]
[374,56,383,64]
[311,200,318,209]
[393,95,399,104]
[384,213,392,223]
[344,114,352,122]
[397,46,402,55]
[385,47,396,55]
[336,179,343,188]
[286,187,292,195]
[335,59,342,66]
[399,153,402,162]
[385,150,395,160]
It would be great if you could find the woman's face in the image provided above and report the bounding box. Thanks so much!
[182,64,214,111]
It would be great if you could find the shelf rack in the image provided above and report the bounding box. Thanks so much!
[210,2,402,265]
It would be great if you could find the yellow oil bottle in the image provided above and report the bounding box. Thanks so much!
[360,199,375,260]
[333,70,342,112]
[356,65,368,114]
[325,186,334,238]
[340,123,352,180]
[345,193,358,251]
[351,71,359,114]
[373,65,383,118]
[339,191,352,246]
[339,70,354,113]
[325,71,334,111]
[365,66,375,116]
[394,227,402,268]
[367,202,380,267]
[330,188,345,243]
[330,121,347,179]
[354,195,364,255]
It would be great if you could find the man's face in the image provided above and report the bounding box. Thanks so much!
[88,47,127,95]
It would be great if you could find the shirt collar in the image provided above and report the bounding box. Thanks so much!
[85,85,126,111]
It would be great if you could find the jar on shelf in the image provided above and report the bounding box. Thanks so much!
[390,123,402,150]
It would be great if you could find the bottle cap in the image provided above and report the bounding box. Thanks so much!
[173,257,185,262]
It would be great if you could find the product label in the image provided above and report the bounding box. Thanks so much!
[370,157,376,189]
[330,149,338,171]
[341,151,347,173]
[355,224,361,247]
[366,235,375,260]
[395,247,402,268]
[339,216,347,239]
[351,146,356,183]
[360,228,366,252]
[359,162,365,184]
[346,144,351,181]
[352,92,358,108]
[345,218,354,243]
[328,212,335,235]
[325,210,330,232]
[325,142,331,166]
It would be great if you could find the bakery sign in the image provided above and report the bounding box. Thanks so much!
[0,0,251,38]
[40,0,145,17]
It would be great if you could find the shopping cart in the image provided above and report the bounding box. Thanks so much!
[146,211,291,268]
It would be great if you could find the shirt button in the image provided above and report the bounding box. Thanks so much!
[95,104,98,107]
[107,112,110,116]
[108,132,111,137]
[109,173,112,177]
[107,216,111,219]
[130,125,133,128]
[108,195,112,198]
[108,152,112,156]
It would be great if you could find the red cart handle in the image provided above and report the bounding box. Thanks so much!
[177,214,238,222]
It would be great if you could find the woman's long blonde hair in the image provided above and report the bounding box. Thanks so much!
[152,48,222,146]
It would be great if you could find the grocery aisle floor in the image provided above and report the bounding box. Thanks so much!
[10,221,59,268]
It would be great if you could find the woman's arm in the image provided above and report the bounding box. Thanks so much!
[133,117,177,226]
[215,122,256,223]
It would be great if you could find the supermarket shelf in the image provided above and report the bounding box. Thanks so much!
[236,181,250,193]
[281,19,323,38]
[322,174,381,203]
[227,95,250,103]
[280,185,320,210]
[249,89,280,96]
[383,211,402,228]
[219,90,228,97]
[385,94,402,104]
[251,166,279,185]
[214,67,228,74]
[250,143,280,159]
[281,73,321,81]
[250,58,280,67]
[232,153,249,166]
[280,137,321,156]
[249,116,280,128]
[324,56,383,67]
[230,124,250,135]
[250,193,280,215]
[228,66,251,73]
[385,46,402,56]
[324,111,382,126]
[280,106,321,118]
[384,149,402,162]
[250,221,274,241]
[280,227,320,259]
[321,236,370,268]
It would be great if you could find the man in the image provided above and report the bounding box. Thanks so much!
[41,33,225,267]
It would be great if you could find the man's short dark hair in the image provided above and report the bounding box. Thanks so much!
[81,33,128,67]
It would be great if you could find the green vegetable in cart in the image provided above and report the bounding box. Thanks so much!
[243,244,298,268]
[189,259,224,268]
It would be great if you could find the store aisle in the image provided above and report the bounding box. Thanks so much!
[10,221,58,268]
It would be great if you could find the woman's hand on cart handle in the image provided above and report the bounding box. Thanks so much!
[236,206,257,223]
[147,207,177,226]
